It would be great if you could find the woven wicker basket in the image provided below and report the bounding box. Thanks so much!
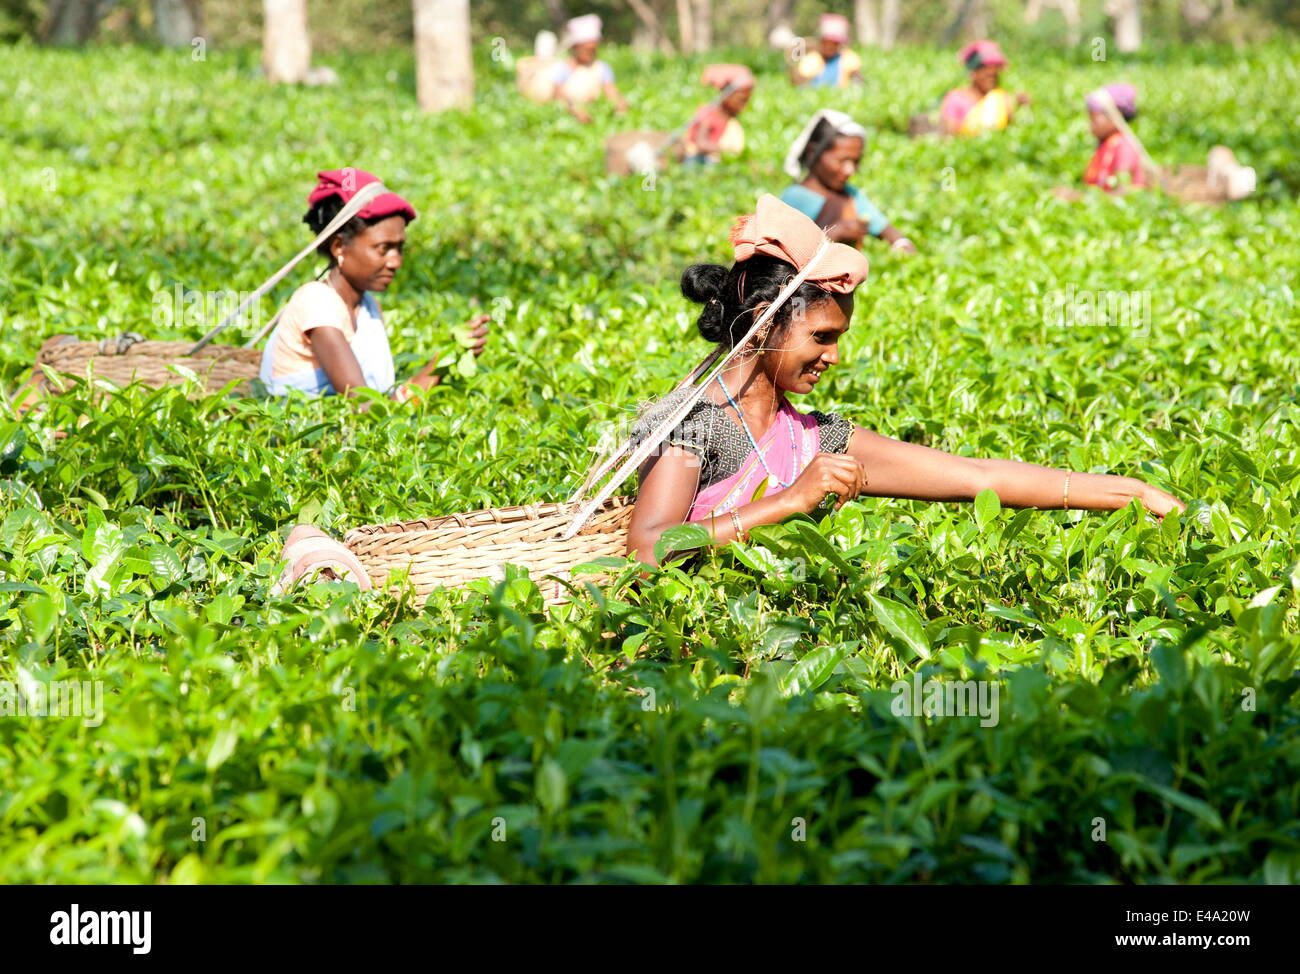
[344,495,636,606]
[1161,165,1229,206]
[35,338,261,395]
[604,131,683,176]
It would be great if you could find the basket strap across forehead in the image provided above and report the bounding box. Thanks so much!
[560,237,832,540]
[187,181,388,355]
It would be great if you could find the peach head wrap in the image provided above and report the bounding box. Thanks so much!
[729,194,869,294]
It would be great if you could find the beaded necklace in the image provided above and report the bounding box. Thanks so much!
[716,374,799,489]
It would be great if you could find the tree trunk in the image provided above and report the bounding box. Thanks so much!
[542,0,567,31]
[855,0,879,45]
[944,0,989,44]
[692,0,711,51]
[765,0,795,38]
[152,0,203,47]
[675,0,694,52]
[1114,0,1141,52]
[1060,0,1081,45]
[1027,0,1082,45]
[626,0,675,53]
[880,0,900,48]
[45,0,109,44]
[1180,0,1213,27]
[414,0,473,113]
[262,0,310,83]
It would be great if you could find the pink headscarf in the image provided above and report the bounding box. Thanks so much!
[729,194,869,295]
[1086,82,1138,120]
[819,13,851,43]
[959,39,1008,70]
[701,63,756,91]
[307,168,417,222]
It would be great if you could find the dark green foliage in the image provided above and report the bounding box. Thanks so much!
[1,43,1299,883]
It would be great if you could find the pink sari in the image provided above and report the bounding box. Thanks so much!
[687,398,824,521]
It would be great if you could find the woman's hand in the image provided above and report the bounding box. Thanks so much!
[1053,185,1084,202]
[463,313,491,357]
[782,452,868,515]
[1137,481,1187,519]
[1016,91,1031,106]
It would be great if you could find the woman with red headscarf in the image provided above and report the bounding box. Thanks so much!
[259,169,489,401]
[939,40,1030,137]
[626,195,1184,565]
[1058,83,1148,198]
[681,64,755,165]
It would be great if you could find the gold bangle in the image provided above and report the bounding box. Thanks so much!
[1063,471,1072,510]
[729,510,745,542]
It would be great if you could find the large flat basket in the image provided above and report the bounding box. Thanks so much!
[35,338,261,395]
[343,495,636,605]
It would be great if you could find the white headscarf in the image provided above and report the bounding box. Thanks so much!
[783,109,868,180]
[563,14,602,48]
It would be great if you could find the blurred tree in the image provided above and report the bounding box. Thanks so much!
[693,0,710,49]
[881,0,900,46]
[13,0,1300,50]
[152,0,202,45]
[942,0,990,42]
[262,0,309,81]
[44,0,114,43]
[856,0,880,43]
[1024,0,1081,45]
[1109,0,1142,50]
[766,0,794,40]
[852,0,901,47]
[625,0,675,51]
[414,0,473,111]
[674,0,692,49]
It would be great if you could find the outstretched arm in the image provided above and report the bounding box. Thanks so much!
[845,426,1185,515]
[879,225,916,253]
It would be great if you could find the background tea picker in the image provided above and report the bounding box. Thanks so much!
[550,13,628,124]
[259,168,489,402]
[780,109,916,253]
[791,13,864,89]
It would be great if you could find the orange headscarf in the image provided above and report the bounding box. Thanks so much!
[729,194,868,294]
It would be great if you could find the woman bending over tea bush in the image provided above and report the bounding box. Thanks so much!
[627,195,1185,566]
[259,168,489,402]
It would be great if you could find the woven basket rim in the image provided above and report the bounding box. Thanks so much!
[37,339,260,365]
[345,494,635,540]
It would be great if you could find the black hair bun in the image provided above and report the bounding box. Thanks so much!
[681,263,729,342]
[680,263,727,304]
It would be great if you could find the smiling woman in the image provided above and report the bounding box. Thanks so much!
[626,195,1187,567]
[258,168,489,401]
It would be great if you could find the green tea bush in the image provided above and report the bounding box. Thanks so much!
[1,41,1298,883]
